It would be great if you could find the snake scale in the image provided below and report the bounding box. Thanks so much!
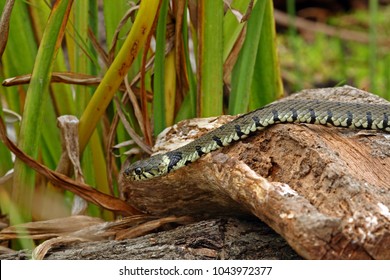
[123,99,390,181]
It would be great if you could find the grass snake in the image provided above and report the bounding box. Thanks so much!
[123,99,390,181]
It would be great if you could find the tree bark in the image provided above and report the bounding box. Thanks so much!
[35,218,300,260]
[0,218,300,260]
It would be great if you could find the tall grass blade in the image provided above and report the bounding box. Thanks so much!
[198,0,223,117]
[153,0,169,135]
[27,0,70,171]
[0,103,12,176]
[12,0,74,223]
[1,0,38,114]
[229,0,266,114]
[249,0,283,110]
[163,51,177,127]
[175,3,197,122]
[223,0,253,62]
[103,0,132,51]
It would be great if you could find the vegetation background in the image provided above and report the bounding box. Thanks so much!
[0,0,388,250]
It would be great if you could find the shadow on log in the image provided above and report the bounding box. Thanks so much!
[120,86,390,259]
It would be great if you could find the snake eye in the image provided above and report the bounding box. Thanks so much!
[134,167,143,175]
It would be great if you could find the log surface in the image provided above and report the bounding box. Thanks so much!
[0,218,299,260]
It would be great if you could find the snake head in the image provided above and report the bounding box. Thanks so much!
[123,153,168,181]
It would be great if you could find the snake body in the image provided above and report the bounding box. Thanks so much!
[124,99,390,181]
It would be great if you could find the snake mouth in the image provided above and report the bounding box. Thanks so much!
[124,153,169,181]
[124,166,158,181]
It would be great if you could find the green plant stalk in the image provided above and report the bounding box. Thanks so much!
[175,4,197,122]
[73,0,90,114]
[183,2,197,119]
[249,0,283,110]
[223,0,255,61]
[87,1,111,214]
[103,0,131,51]
[88,0,98,74]
[0,145,12,178]
[0,0,38,114]
[336,39,347,85]
[198,0,223,117]
[90,131,112,220]
[163,51,177,126]
[115,121,128,165]
[72,0,95,190]
[0,103,12,175]
[27,0,67,171]
[153,0,169,135]
[29,0,76,116]
[384,56,390,100]
[12,0,74,223]
[229,0,266,114]
[2,192,34,249]
[39,103,61,170]
[70,1,111,218]
[0,0,37,234]
[78,0,160,152]
[369,0,378,93]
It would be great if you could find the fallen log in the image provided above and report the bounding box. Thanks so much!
[37,218,300,260]
[119,86,390,259]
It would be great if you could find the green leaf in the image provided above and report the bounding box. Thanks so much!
[175,1,197,122]
[103,0,132,51]
[153,0,169,135]
[12,0,73,223]
[223,0,254,61]
[249,0,283,109]
[0,105,12,176]
[198,0,223,117]
[229,0,267,114]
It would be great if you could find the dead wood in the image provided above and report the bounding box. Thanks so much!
[0,218,300,260]
[119,86,390,260]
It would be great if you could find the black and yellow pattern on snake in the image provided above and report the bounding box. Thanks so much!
[124,99,390,181]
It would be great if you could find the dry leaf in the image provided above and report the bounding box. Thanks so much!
[0,215,103,240]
